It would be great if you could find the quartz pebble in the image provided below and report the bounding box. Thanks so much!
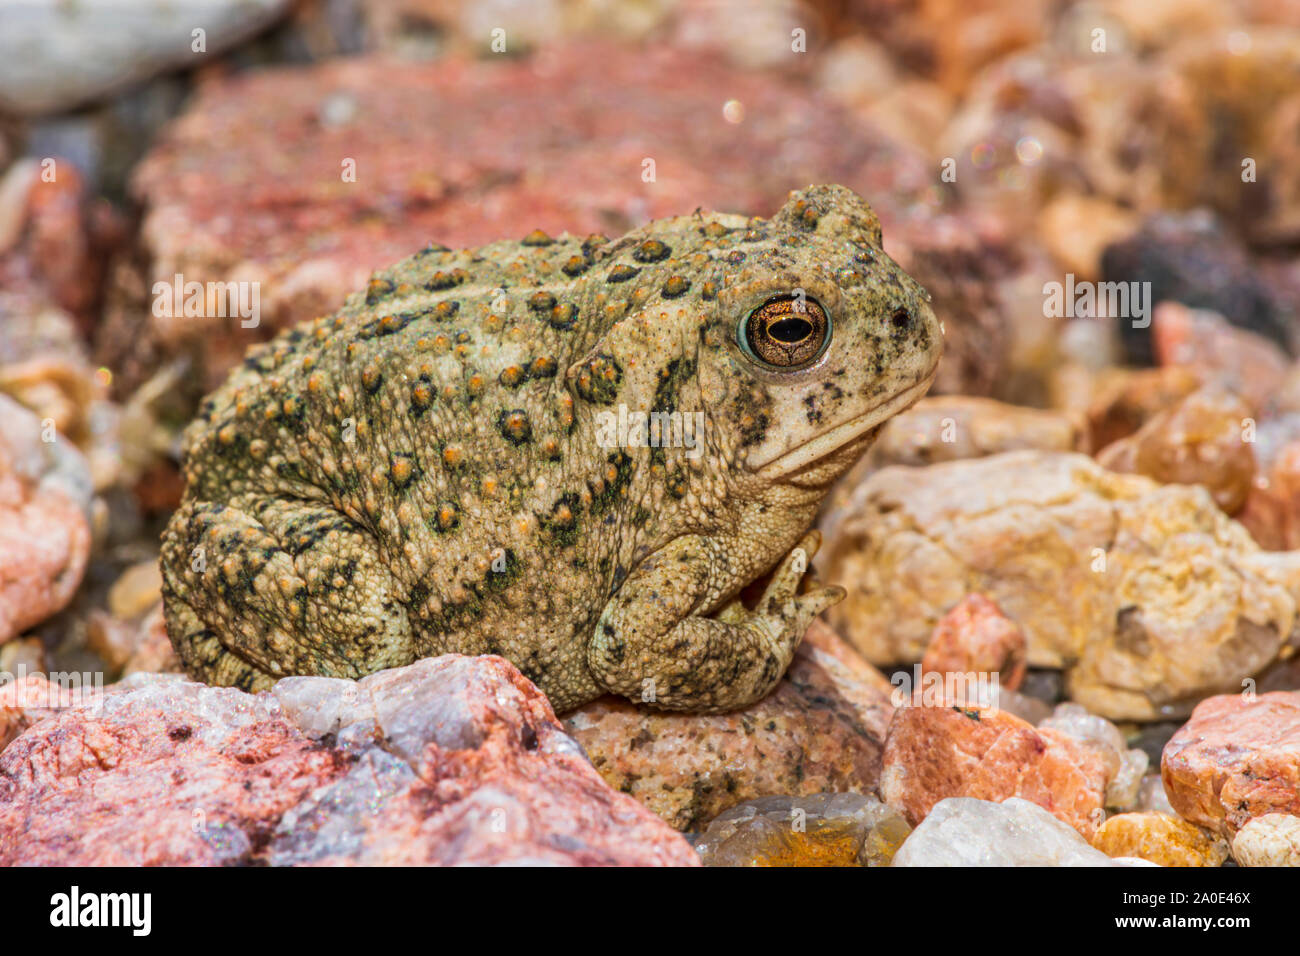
[1134,774,1177,816]
[891,797,1147,867]
[870,396,1079,468]
[1150,303,1290,414]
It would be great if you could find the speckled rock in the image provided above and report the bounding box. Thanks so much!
[1096,385,1256,514]
[1092,811,1229,867]
[564,620,895,832]
[694,792,911,867]
[0,394,92,645]
[881,701,1108,838]
[0,0,293,116]
[919,593,1027,693]
[107,42,938,395]
[1231,813,1300,866]
[0,655,699,866]
[891,797,1140,867]
[1162,691,1300,838]
[821,451,1295,721]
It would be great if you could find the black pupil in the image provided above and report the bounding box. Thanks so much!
[769,317,813,343]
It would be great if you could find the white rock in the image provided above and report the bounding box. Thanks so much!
[0,0,291,116]
[1231,813,1300,866]
[892,797,1136,866]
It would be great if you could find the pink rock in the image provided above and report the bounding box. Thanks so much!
[1151,302,1290,414]
[0,655,698,866]
[920,593,1027,692]
[1162,691,1300,837]
[108,42,935,394]
[880,702,1107,838]
[0,674,73,752]
[0,394,91,645]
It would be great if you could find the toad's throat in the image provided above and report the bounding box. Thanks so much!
[752,370,938,481]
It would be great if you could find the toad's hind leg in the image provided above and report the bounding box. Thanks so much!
[587,530,845,713]
[159,496,418,690]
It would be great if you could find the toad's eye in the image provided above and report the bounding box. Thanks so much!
[739,294,831,369]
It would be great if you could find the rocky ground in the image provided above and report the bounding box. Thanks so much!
[2,0,1300,866]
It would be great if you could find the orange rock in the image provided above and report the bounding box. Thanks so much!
[1162,691,1300,837]
[1092,811,1228,866]
[880,701,1107,838]
[1084,365,1203,452]
[920,593,1027,692]
[1039,194,1138,281]
[1240,442,1300,550]
[1096,386,1256,513]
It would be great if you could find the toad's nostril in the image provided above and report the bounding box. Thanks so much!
[890,308,911,329]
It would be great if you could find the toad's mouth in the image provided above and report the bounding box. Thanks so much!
[754,369,938,481]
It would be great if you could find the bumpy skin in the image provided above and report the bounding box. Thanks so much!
[160,185,942,712]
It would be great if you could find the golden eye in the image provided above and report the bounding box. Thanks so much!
[739,295,831,369]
